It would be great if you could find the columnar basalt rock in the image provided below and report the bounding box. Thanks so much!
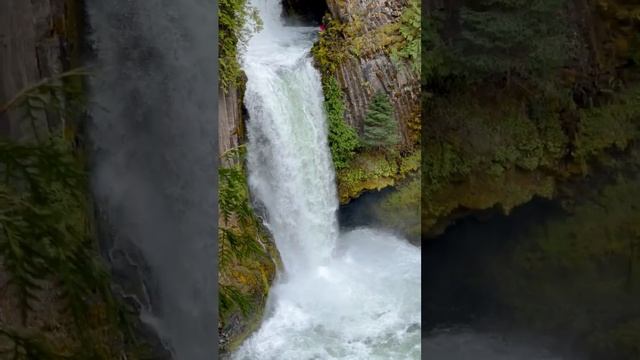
[335,54,419,146]
[325,0,420,148]
[218,85,245,162]
[0,0,73,140]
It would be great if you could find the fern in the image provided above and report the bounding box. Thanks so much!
[0,327,71,360]
[1,69,88,141]
[322,77,360,169]
[219,0,262,91]
[218,146,270,317]
[0,71,145,359]
[391,0,421,74]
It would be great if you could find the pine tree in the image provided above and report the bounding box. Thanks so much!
[362,92,399,148]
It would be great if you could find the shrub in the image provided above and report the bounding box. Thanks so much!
[323,77,360,169]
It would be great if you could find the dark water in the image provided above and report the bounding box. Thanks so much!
[423,198,565,329]
[339,178,421,244]
[423,166,640,360]
[423,199,571,359]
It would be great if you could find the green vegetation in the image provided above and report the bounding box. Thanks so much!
[574,84,640,163]
[323,77,360,169]
[423,0,640,234]
[311,2,421,204]
[362,92,398,149]
[312,19,363,170]
[0,72,147,359]
[390,0,421,73]
[218,146,278,352]
[453,0,568,82]
[312,3,422,76]
[423,82,640,234]
[337,150,420,203]
[423,15,445,84]
[219,0,261,90]
[493,160,640,359]
[423,1,640,356]
[311,16,347,77]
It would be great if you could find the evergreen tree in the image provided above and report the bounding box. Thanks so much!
[362,92,399,148]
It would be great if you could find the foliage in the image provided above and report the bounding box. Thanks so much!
[1,69,87,140]
[423,15,446,84]
[449,0,569,83]
[337,149,420,203]
[0,139,108,324]
[362,92,398,148]
[219,0,261,90]
[574,84,640,162]
[390,0,421,73]
[0,71,143,359]
[311,17,347,77]
[423,78,640,235]
[0,328,69,360]
[322,77,360,169]
[218,146,270,317]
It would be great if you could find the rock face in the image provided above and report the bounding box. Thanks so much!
[0,0,74,338]
[217,80,280,353]
[326,0,420,147]
[327,0,406,26]
[0,0,77,140]
[335,55,419,146]
[0,1,172,357]
[218,84,245,161]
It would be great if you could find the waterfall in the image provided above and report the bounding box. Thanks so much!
[86,1,218,359]
[243,1,339,273]
[233,1,421,359]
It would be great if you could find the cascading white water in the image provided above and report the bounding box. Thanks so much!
[232,1,421,359]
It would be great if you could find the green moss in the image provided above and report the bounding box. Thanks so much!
[389,0,421,73]
[337,149,420,203]
[574,84,640,162]
[322,77,360,169]
[311,17,347,77]
[218,148,279,353]
[219,0,260,91]
[423,81,640,234]
[312,4,420,77]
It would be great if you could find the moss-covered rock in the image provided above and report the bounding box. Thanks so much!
[424,82,640,236]
[312,0,421,204]
[217,152,280,354]
[337,149,420,203]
